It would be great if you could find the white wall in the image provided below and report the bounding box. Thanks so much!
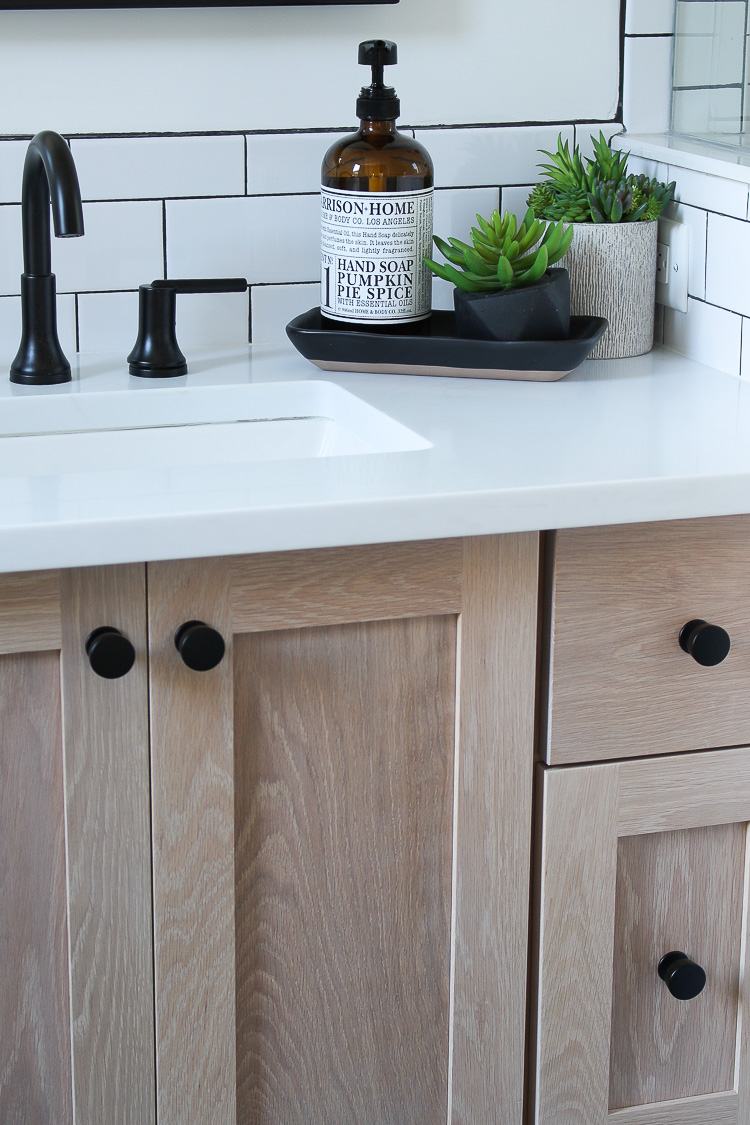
[0,0,619,134]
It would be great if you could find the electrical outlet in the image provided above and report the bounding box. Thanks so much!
[656,241,670,282]
[656,218,689,313]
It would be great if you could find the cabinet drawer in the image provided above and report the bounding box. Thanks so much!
[543,516,750,764]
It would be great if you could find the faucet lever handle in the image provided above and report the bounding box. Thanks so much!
[127,277,249,378]
[150,278,248,295]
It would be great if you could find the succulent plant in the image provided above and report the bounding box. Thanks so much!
[527,131,676,224]
[425,206,574,293]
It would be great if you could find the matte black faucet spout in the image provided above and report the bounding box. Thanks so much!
[10,130,84,386]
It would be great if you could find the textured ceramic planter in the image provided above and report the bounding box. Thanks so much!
[453,268,570,342]
[556,220,658,359]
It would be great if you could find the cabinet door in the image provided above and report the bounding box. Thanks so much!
[533,747,750,1125]
[0,567,155,1125]
[148,535,539,1125]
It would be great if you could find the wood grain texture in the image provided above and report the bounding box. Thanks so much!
[59,566,154,1125]
[0,569,60,654]
[233,616,455,1124]
[545,516,750,764]
[534,762,620,1125]
[534,747,750,1125]
[150,536,538,1125]
[451,534,539,1125]
[230,538,463,633]
[0,651,73,1125]
[607,1090,738,1124]
[617,747,750,836]
[609,824,744,1110]
[149,556,237,1125]
[736,825,750,1121]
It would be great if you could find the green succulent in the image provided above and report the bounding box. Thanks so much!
[527,131,676,224]
[588,179,634,224]
[424,206,574,293]
[628,174,676,221]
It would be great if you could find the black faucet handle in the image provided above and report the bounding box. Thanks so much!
[150,278,248,295]
[127,277,249,378]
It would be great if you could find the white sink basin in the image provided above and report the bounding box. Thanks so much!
[0,378,430,474]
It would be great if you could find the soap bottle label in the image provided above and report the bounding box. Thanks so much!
[320,186,433,325]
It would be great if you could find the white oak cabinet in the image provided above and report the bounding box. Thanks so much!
[1,534,538,1125]
[0,566,155,1125]
[533,518,750,1125]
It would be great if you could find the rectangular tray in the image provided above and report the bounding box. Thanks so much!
[286,308,608,381]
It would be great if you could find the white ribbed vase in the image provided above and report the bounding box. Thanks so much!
[557,220,658,359]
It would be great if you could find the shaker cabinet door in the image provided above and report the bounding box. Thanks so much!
[0,566,154,1125]
[533,747,750,1125]
[148,535,539,1125]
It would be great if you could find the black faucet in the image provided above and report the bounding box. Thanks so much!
[10,130,84,386]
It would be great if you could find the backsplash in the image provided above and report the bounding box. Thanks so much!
[0,124,614,356]
[8,0,745,379]
[627,146,750,377]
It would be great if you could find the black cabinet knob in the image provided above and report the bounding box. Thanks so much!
[85,626,136,679]
[174,620,226,672]
[679,619,730,666]
[658,951,707,1000]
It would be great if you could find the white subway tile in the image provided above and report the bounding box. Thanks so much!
[0,293,77,364]
[0,296,19,358]
[251,282,318,344]
[623,36,674,133]
[166,194,319,285]
[78,288,250,356]
[0,141,27,204]
[625,154,670,182]
[672,87,743,135]
[70,135,246,201]
[431,187,501,311]
[741,317,750,378]
[2,199,163,297]
[663,200,707,299]
[0,204,23,294]
[670,164,748,217]
[575,124,626,162]
[674,1,745,86]
[500,186,535,221]
[706,213,750,315]
[53,200,163,293]
[625,0,675,35]
[663,297,742,374]
[413,125,574,190]
[247,131,347,196]
[77,290,139,354]
[177,291,249,349]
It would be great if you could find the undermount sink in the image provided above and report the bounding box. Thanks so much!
[0,377,430,475]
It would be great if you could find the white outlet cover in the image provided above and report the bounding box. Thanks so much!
[656,217,689,313]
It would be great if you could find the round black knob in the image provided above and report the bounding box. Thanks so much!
[85,626,136,679]
[658,951,706,1000]
[174,620,226,672]
[679,619,730,666]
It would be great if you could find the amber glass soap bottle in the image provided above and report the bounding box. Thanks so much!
[320,40,434,332]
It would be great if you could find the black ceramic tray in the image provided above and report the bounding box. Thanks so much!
[286,308,608,381]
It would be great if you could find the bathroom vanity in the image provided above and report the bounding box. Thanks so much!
[3,343,750,1125]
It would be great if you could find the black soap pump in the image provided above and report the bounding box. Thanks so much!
[320,40,434,332]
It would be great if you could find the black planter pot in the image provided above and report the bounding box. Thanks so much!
[453,267,570,342]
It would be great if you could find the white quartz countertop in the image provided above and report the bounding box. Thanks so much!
[1,340,750,574]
